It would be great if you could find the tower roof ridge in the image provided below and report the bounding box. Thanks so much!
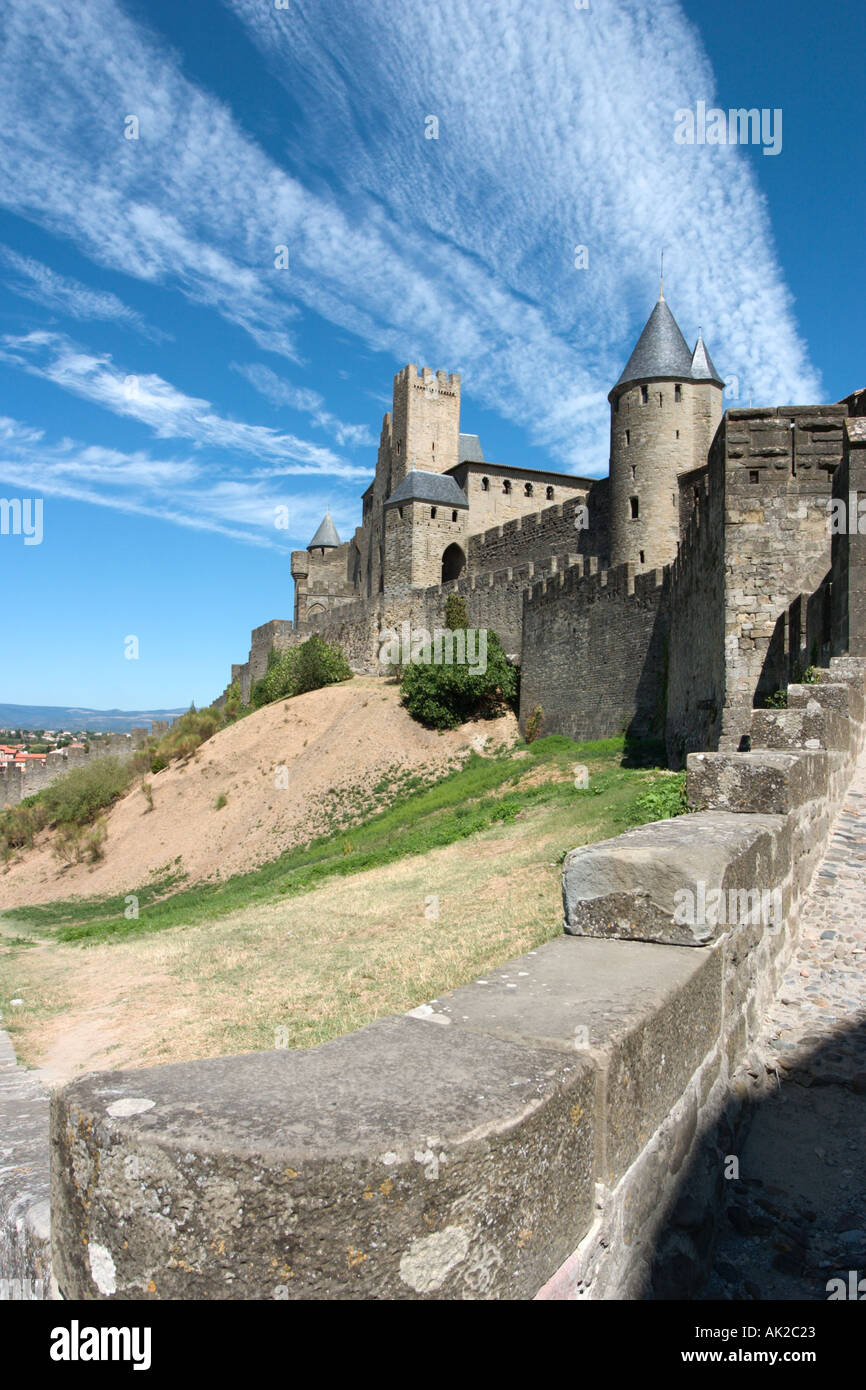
[308,512,341,549]
[690,331,724,386]
[612,297,694,393]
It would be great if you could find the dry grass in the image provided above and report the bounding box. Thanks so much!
[0,731,681,1084]
[0,799,570,1082]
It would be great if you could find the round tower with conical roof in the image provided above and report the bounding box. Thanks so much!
[608,291,723,571]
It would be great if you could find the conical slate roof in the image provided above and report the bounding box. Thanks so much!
[690,332,724,386]
[308,512,341,549]
[612,296,694,392]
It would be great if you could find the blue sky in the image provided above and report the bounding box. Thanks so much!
[0,0,862,708]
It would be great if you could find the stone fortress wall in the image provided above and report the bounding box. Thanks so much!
[0,728,153,810]
[519,560,669,743]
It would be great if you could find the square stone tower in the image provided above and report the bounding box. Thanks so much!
[390,366,461,486]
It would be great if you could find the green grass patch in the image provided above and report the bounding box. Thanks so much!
[2,735,685,947]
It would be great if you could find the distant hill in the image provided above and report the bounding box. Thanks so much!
[0,703,188,733]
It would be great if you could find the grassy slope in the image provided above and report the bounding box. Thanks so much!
[0,734,685,1072]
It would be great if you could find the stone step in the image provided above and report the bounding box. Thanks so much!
[749,704,852,753]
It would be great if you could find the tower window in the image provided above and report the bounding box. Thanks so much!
[675,384,682,402]
[639,550,645,564]
[630,496,639,519]
[631,465,636,481]
[503,479,512,493]
[546,486,554,500]
[431,507,437,518]
[641,385,648,404]
[524,482,533,497]
[749,470,759,484]
[452,510,457,522]
[675,430,680,439]
[481,476,489,491]
[658,392,663,406]
[625,430,630,445]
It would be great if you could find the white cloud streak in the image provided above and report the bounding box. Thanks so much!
[0,414,360,550]
[0,246,167,341]
[0,331,370,479]
[231,362,376,448]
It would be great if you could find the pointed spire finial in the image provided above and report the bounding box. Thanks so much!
[659,249,665,301]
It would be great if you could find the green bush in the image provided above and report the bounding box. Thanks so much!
[445,594,468,631]
[53,817,107,865]
[251,647,300,708]
[151,707,222,762]
[626,773,688,825]
[763,688,788,709]
[400,629,518,730]
[251,636,352,708]
[294,635,353,695]
[39,757,130,829]
[223,680,243,721]
[0,802,46,853]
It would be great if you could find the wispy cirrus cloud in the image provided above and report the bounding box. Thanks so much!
[0,246,167,342]
[0,331,370,479]
[0,0,821,484]
[0,414,358,548]
[232,362,376,449]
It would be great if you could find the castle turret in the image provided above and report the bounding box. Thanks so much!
[383,469,469,592]
[307,511,341,554]
[608,291,724,570]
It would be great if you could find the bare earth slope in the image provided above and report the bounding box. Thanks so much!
[0,677,516,908]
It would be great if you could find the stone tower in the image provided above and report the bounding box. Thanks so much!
[608,292,723,570]
[382,472,469,593]
[390,365,461,486]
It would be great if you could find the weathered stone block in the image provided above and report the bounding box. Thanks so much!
[749,705,851,752]
[562,812,788,947]
[686,749,830,815]
[51,1017,595,1301]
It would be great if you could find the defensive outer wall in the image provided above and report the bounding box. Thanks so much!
[0,730,154,811]
[520,406,861,763]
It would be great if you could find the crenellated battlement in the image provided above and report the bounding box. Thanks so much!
[525,556,666,609]
[396,363,461,395]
